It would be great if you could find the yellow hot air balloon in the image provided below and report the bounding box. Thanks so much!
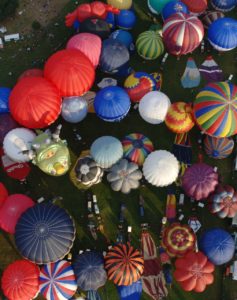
[107,0,132,10]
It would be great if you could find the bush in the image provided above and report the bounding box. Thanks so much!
[0,0,19,21]
[32,21,41,30]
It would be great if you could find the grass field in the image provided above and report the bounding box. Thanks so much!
[1,1,237,299]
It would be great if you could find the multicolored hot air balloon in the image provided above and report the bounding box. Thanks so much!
[1,260,40,300]
[181,0,207,14]
[193,82,237,137]
[211,0,237,12]
[174,251,215,292]
[162,13,204,56]
[161,223,196,257]
[199,56,224,83]
[181,57,201,88]
[105,243,144,286]
[204,136,234,159]
[136,31,164,60]
[201,10,225,29]
[209,185,237,218]
[122,133,154,166]
[39,260,77,300]
[182,163,219,200]
[165,102,194,133]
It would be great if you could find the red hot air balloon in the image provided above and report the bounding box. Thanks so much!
[18,68,43,82]
[181,0,207,15]
[9,77,62,129]
[162,13,204,56]
[44,49,95,97]
[174,251,215,292]
[1,260,40,300]
[0,182,8,208]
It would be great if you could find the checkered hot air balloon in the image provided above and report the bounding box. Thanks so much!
[194,82,237,137]
[105,243,144,286]
[162,13,204,56]
[204,136,234,159]
[39,260,77,300]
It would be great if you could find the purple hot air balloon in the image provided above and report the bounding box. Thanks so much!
[181,163,219,201]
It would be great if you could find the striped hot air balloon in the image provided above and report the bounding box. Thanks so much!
[136,31,164,60]
[105,243,144,286]
[162,13,204,56]
[201,10,225,29]
[204,136,234,159]
[39,260,77,300]
[193,82,237,137]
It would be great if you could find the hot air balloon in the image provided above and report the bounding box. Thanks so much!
[208,18,237,51]
[181,0,207,14]
[174,251,215,292]
[105,243,144,286]
[109,30,134,51]
[9,77,62,129]
[15,203,76,264]
[199,228,235,265]
[0,113,18,145]
[107,0,132,10]
[61,97,88,123]
[107,159,142,193]
[209,185,237,218]
[193,82,237,137]
[165,102,195,133]
[143,150,180,187]
[124,72,159,103]
[79,17,111,39]
[122,133,154,166]
[0,87,11,114]
[73,251,107,299]
[161,1,189,20]
[100,39,130,74]
[211,0,237,11]
[136,31,164,60]
[181,57,201,88]
[148,0,173,14]
[162,223,196,257]
[199,56,224,82]
[139,91,171,124]
[162,13,204,56]
[90,136,123,168]
[94,86,131,122]
[39,260,77,300]
[18,68,43,81]
[3,128,36,162]
[66,33,102,68]
[182,163,219,200]
[116,9,136,30]
[0,182,8,207]
[1,260,40,300]
[0,194,34,234]
[204,136,234,159]
[44,49,95,97]
[201,10,225,29]
[117,280,143,300]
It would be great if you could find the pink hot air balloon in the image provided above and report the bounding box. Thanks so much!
[162,12,204,56]
[0,194,34,234]
[182,163,218,201]
[66,33,102,68]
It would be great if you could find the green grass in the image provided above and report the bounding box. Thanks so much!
[0,1,237,299]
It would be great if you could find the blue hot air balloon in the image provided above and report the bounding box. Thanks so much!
[106,12,116,30]
[208,18,237,51]
[162,1,189,20]
[199,228,235,265]
[211,0,237,12]
[0,87,11,113]
[109,30,135,52]
[117,280,143,300]
[94,86,131,122]
[116,10,136,30]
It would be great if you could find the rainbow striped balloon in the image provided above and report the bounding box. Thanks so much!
[136,31,164,60]
[39,260,77,300]
[204,136,234,159]
[194,82,237,137]
[165,102,194,133]
[122,133,154,166]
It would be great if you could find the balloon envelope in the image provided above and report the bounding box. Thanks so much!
[199,228,235,265]
[66,33,102,68]
[15,203,76,264]
[143,150,179,187]
[181,0,207,14]
[94,86,130,122]
[116,9,136,30]
[148,0,173,14]
[1,260,39,300]
[44,49,95,97]
[162,1,189,20]
[139,91,171,124]
[0,113,18,145]
[9,77,62,129]
[199,56,224,83]
[0,194,34,234]
[182,163,218,200]
[181,57,201,88]
[79,18,110,40]
[211,0,237,11]
[18,68,43,81]
[0,182,8,208]
[201,10,225,29]
[61,96,88,123]
[117,280,142,300]
[0,87,11,113]
[109,30,134,51]
[204,136,234,159]
[136,31,164,60]
[107,0,132,10]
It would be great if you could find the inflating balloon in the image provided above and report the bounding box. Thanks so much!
[61,97,88,123]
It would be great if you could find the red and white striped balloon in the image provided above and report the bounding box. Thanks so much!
[162,13,204,56]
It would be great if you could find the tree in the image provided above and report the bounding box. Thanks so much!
[0,0,19,21]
